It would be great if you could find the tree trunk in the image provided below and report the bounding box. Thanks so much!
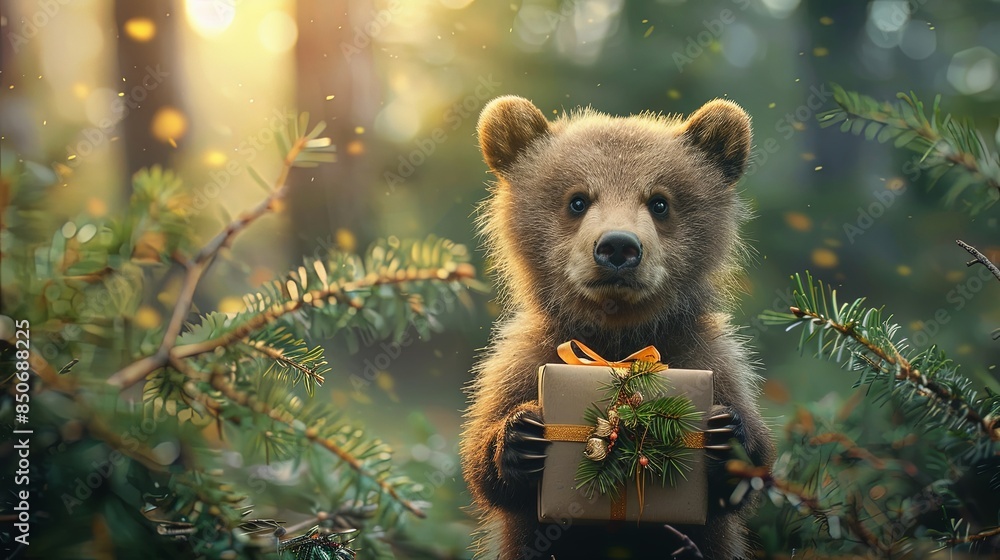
[290,0,381,255]
[113,0,186,192]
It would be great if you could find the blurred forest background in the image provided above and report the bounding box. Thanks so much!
[1,0,999,558]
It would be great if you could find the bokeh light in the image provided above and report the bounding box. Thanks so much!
[150,106,189,143]
[947,47,999,94]
[185,0,237,38]
[124,17,157,42]
[258,10,298,54]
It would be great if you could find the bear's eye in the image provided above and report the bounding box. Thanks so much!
[569,196,588,215]
[649,197,669,216]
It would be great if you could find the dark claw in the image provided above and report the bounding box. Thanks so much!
[515,452,547,460]
[519,416,545,428]
[499,405,550,482]
[704,428,734,434]
[708,413,733,425]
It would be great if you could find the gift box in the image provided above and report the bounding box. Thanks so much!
[537,341,713,525]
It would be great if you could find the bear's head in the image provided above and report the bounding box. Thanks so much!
[477,96,751,330]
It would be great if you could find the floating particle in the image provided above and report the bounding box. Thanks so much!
[203,150,227,167]
[218,297,245,314]
[336,228,357,252]
[763,379,790,404]
[124,17,157,42]
[135,306,162,329]
[784,212,812,232]
[151,107,188,143]
[811,248,838,268]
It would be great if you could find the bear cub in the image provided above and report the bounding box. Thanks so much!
[460,96,775,560]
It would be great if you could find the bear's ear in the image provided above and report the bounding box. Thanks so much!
[478,96,550,176]
[679,99,752,185]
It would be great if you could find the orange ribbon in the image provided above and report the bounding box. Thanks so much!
[556,339,664,369]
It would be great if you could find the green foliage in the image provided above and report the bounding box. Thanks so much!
[574,361,701,501]
[0,112,482,559]
[817,84,1000,214]
[755,272,1000,555]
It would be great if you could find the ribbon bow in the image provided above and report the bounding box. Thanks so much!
[556,339,663,369]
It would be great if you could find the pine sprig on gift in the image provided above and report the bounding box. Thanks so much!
[817,84,1000,213]
[574,361,702,501]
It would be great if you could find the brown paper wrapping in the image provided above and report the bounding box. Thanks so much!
[537,363,713,525]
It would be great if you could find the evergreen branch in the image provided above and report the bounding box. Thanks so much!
[817,84,1000,212]
[943,525,1000,545]
[108,126,316,390]
[727,460,823,513]
[243,333,328,396]
[172,264,475,361]
[762,272,999,443]
[729,460,891,553]
[808,432,886,469]
[957,239,1000,283]
[786,304,995,440]
[174,360,427,519]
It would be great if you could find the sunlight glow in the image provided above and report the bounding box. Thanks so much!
[258,11,298,54]
[185,0,236,38]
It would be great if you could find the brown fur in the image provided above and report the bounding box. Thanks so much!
[460,96,775,560]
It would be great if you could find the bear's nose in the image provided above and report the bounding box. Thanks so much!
[594,230,642,270]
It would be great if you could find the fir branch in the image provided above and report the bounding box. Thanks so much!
[761,272,999,443]
[174,360,427,519]
[243,328,329,397]
[943,525,1000,546]
[808,432,886,469]
[817,84,1000,212]
[108,120,330,390]
[733,461,894,554]
[172,263,475,361]
[790,304,994,439]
